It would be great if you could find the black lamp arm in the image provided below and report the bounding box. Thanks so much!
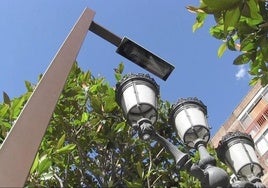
[137,118,189,170]
[151,133,189,170]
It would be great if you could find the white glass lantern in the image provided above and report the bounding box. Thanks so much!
[169,97,210,148]
[216,131,264,181]
[115,73,159,125]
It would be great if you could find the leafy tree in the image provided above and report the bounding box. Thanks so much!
[0,63,229,187]
[187,0,268,85]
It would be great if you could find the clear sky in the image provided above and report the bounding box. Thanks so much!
[0,0,251,136]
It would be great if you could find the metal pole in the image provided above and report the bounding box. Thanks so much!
[0,7,95,187]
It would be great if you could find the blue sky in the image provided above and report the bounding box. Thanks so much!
[0,1,251,136]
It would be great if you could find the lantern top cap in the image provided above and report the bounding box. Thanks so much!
[216,131,254,161]
[170,97,207,116]
[116,73,159,92]
[115,73,159,103]
[220,131,253,144]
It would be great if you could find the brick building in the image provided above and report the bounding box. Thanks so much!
[211,81,268,185]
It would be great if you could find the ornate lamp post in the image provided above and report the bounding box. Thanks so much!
[116,73,266,188]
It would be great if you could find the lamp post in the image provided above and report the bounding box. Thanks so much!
[116,73,266,188]
[0,7,174,187]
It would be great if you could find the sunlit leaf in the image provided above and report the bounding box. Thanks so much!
[56,134,65,149]
[55,144,76,154]
[0,104,9,117]
[192,13,207,32]
[0,120,11,129]
[81,112,89,123]
[114,122,126,133]
[30,152,39,174]
[11,97,26,118]
[209,25,225,39]
[218,43,227,58]
[90,95,103,113]
[38,155,52,174]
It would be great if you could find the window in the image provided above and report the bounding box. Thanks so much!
[240,113,253,130]
[255,129,268,156]
[249,124,260,137]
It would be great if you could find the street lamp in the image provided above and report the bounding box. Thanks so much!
[0,7,174,187]
[169,97,210,148]
[115,73,266,188]
[217,131,265,187]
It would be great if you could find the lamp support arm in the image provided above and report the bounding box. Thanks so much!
[137,118,189,170]
[152,133,189,170]
[195,140,216,168]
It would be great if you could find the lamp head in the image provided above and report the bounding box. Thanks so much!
[216,131,264,181]
[169,97,210,148]
[115,73,159,126]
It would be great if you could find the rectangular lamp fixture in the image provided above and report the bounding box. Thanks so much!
[116,37,174,81]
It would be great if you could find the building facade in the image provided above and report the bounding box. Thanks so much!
[211,81,268,185]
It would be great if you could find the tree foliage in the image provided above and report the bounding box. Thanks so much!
[187,0,268,86]
[0,63,210,187]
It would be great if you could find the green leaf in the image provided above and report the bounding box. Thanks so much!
[203,0,241,12]
[81,112,89,123]
[0,120,11,129]
[90,95,103,113]
[246,0,263,20]
[0,104,9,117]
[227,37,236,51]
[103,90,117,112]
[224,6,241,33]
[114,122,126,133]
[56,134,66,149]
[249,76,259,86]
[233,53,251,65]
[115,73,122,82]
[209,25,225,39]
[11,97,26,118]
[136,162,143,178]
[218,43,227,58]
[89,84,98,93]
[240,35,256,51]
[25,81,33,92]
[30,152,39,174]
[193,13,206,32]
[123,179,142,187]
[3,92,10,106]
[55,144,76,154]
[38,155,52,174]
[249,65,260,75]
